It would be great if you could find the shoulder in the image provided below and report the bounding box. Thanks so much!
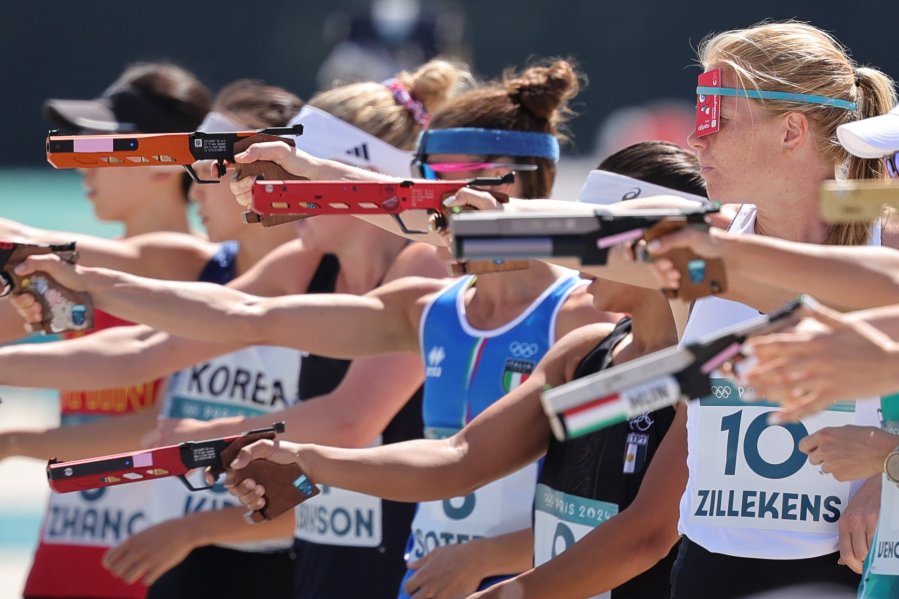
[124,232,218,279]
[231,239,325,296]
[385,241,449,281]
[370,274,454,299]
[556,282,621,337]
[539,320,621,382]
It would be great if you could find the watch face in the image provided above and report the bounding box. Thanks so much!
[886,452,899,483]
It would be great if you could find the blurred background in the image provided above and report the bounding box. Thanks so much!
[0,0,896,596]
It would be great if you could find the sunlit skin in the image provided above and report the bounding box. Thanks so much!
[189,160,245,243]
[686,66,835,244]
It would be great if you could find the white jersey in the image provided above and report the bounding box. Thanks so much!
[678,204,880,559]
[148,345,302,553]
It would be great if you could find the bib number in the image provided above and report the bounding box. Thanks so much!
[690,378,852,534]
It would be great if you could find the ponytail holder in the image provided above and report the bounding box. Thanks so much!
[854,69,862,87]
[383,78,430,127]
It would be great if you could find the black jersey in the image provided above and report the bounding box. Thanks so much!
[294,254,423,599]
[535,317,678,599]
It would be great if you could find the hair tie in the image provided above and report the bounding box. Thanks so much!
[854,69,862,87]
[383,78,430,127]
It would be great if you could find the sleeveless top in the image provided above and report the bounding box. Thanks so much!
[535,318,677,599]
[149,241,302,553]
[292,254,425,599]
[678,205,881,559]
[23,242,239,598]
[401,271,583,595]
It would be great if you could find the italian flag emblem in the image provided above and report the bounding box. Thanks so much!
[502,359,534,392]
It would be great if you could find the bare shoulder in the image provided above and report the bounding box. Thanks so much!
[124,231,218,279]
[386,241,450,281]
[540,320,621,382]
[232,238,324,296]
[556,282,621,337]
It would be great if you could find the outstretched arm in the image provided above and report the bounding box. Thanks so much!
[15,256,437,358]
[0,324,239,390]
[649,226,899,311]
[743,299,899,420]
[227,329,591,505]
[148,350,426,450]
[229,142,442,245]
[0,406,161,463]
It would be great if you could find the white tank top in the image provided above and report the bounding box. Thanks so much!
[678,204,881,559]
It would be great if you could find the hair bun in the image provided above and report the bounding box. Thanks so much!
[402,59,475,117]
[505,60,580,120]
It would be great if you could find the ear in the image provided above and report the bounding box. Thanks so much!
[782,111,810,153]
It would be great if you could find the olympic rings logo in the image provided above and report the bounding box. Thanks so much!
[711,385,732,399]
[509,342,539,358]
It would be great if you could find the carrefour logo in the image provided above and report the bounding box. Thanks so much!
[426,346,445,377]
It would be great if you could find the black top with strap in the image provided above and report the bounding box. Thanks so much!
[294,253,423,599]
[537,317,678,599]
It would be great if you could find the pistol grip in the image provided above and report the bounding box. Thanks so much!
[233,460,319,523]
[7,271,94,334]
[212,430,278,481]
[449,260,531,276]
[233,133,307,228]
[657,248,727,302]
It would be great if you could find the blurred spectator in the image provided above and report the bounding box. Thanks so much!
[316,0,469,89]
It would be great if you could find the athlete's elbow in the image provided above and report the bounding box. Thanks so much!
[640,528,681,564]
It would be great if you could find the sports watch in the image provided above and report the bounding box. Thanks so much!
[884,445,899,485]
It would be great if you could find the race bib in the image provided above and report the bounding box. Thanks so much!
[689,378,854,534]
[871,480,899,575]
[871,414,899,575]
[534,484,617,599]
[42,485,149,547]
[406,463,537,562]
[295,485,383,547]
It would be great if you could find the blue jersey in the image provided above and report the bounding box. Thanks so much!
[419,273,582,435]
[398,271,583,598]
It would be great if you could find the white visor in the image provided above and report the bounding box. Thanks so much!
[288,105,414,177]
[579,170,709,205]
[197,111,244,133]
[837,104,899,159]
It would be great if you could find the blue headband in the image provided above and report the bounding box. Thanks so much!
[696,86,857,111]
[417,128,560,162]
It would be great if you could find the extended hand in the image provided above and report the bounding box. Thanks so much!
[222,438,303,511]
[833,474,881,574]
[103,518,198,585]
[745,298,898,422]
[800,425,898,482]
[229,143,321,208]
[405,543,489,599]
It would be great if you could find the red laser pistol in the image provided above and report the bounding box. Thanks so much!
[244,173,514,234]
[449,204,726,302]
[540,299,803,441]
[46,125,303,183]
[0,241,93,334]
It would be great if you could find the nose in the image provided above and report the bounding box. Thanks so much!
[686,129,705,151]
